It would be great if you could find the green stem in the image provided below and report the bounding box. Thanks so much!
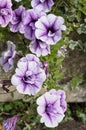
[50,128,55,130]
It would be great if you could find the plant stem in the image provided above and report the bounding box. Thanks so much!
[50,128,55,130]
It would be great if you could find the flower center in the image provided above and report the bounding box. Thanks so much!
[48,28,55,37]
[29,18,37,30]
[17,15,22,23]
[0,8,8,16]
[23,75,31,83]
[45,103,57,116]
[45,104,53,114]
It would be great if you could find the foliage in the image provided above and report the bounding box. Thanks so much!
[70,76,83,89]
[0,100,86,129]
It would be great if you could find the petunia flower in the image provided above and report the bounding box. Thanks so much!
[36,89,67,128]
[31,0,54,12]
[11,54,46,95]
[35,14,66,45]
[3,115,19,130]
[0,0,12,27]
[29,39,50,57]
[0,41,16,72]
[23,8,45,40]
[9,5,26,34]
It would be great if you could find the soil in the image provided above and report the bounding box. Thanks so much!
[32,120,86,130]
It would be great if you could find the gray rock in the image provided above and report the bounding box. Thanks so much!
[62,83,86,102]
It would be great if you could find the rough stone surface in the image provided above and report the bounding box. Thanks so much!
[0,86,24,102]
[0,84,86,102]
[63,49,86,78]
[63,84,86,102]
[0,86,47,102]
[59,49,86,102]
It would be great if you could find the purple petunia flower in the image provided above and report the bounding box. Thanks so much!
[37,89,67,128]
[29,39,50,57]
[35,14,66,45]
[9,5,26,33]
[11,54,46,95]
[0,41,16,72]
[23,9,45,40]
[0,0,12,27]
[3,115,19,130]
[31,0,54,12]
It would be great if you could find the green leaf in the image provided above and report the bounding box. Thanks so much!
[70,76,83,88]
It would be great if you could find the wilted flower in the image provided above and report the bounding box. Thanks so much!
[11,54,46,95]
[37,89,67,128]
[3,115,19,130]
[42,61,49,77]
[9,5,26,33]
[0,41,16,72]
[23,9,45,40]
[29,39,50,57]
[31,0,54,12]
[0,0,12,27]
[35,14,66,45]
[57,45,67,57]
